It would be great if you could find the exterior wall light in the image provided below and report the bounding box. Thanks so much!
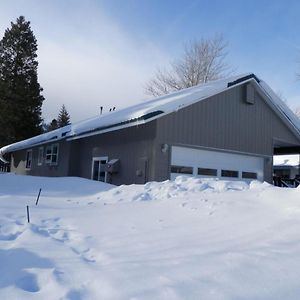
[161,144,169,153]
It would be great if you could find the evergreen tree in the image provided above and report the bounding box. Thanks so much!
[0,16,44,147]
[57,104,71,127]
[45,119,58,132]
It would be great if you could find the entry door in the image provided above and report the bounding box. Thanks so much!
[92,157,108,182]
[135,157,148,184]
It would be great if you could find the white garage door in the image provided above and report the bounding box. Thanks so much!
[171,146,264,181]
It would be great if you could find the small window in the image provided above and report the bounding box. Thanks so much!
[221,169,239,178]
[45,144,59,165]
[38,147,44,166]
[171,165,193,174]
[198,168,217,176]
[242,172,257,179]
[51,145,58,164]
[45,146,52,163]
[25,150,32,169]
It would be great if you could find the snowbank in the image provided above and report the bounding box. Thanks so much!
[1,174,300,299]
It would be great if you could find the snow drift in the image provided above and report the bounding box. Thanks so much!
[0,173,300,299]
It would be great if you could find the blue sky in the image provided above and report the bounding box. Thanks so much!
[0,0,300,122]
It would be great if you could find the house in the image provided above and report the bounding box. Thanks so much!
[1,73,300,185]
[273,155,300,180]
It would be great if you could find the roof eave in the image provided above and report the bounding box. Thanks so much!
[251,80,300,142]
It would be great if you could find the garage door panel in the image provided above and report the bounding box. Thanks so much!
[171,146,264,181]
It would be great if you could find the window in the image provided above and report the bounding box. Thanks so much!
[46,146,51,163]
[221,169,239,178]
[242,172,257,179]
[25,150,32,169]
[45,144,59,165]
[38,147,44,166]
[171,165,193,174]
[198,168,217,176]
[51,144,58,164]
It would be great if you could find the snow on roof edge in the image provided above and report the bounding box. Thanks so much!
[273,154,300,167]
[258,80,300,136]
[1,73,299,160]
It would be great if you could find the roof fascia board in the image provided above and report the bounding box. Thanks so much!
[251,80,300,142]
[2,136,66,156]
[67,115,159,141]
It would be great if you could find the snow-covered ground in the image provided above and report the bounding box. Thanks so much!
[0,174,300,299]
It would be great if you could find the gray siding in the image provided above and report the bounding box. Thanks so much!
[68,122,157,185]
[153,83,300,183]
[10,140,70,177]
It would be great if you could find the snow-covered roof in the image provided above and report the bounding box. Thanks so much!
[273,155,300,167]
[1,73,300,163]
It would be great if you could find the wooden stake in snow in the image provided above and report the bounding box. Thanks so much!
[35,188,42,206]
[26,205,30,223]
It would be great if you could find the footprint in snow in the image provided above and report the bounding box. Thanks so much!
[0,215,26,241]
[32,217,99,264]
[16,271,40,292]
[0,248,61,293]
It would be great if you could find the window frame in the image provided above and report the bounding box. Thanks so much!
[198,167,218,177]
[25,149,33,170]
[221,169,239,178]
[242,171,257,180]
[91,156,108,182]
[45,144,59,166]
[170,165,193,175]
[38,147,44,166]
[51,144,59,165]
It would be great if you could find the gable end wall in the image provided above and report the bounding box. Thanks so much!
[153,83,300,182]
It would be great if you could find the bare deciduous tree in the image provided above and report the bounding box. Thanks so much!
[145,34,232,97]
[294,106,300,118]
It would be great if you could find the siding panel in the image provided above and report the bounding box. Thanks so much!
[69,122,157,185]
[11,140,71,177]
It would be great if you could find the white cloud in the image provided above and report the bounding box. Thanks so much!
[0,1,170,122]
[38,37,167,122]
